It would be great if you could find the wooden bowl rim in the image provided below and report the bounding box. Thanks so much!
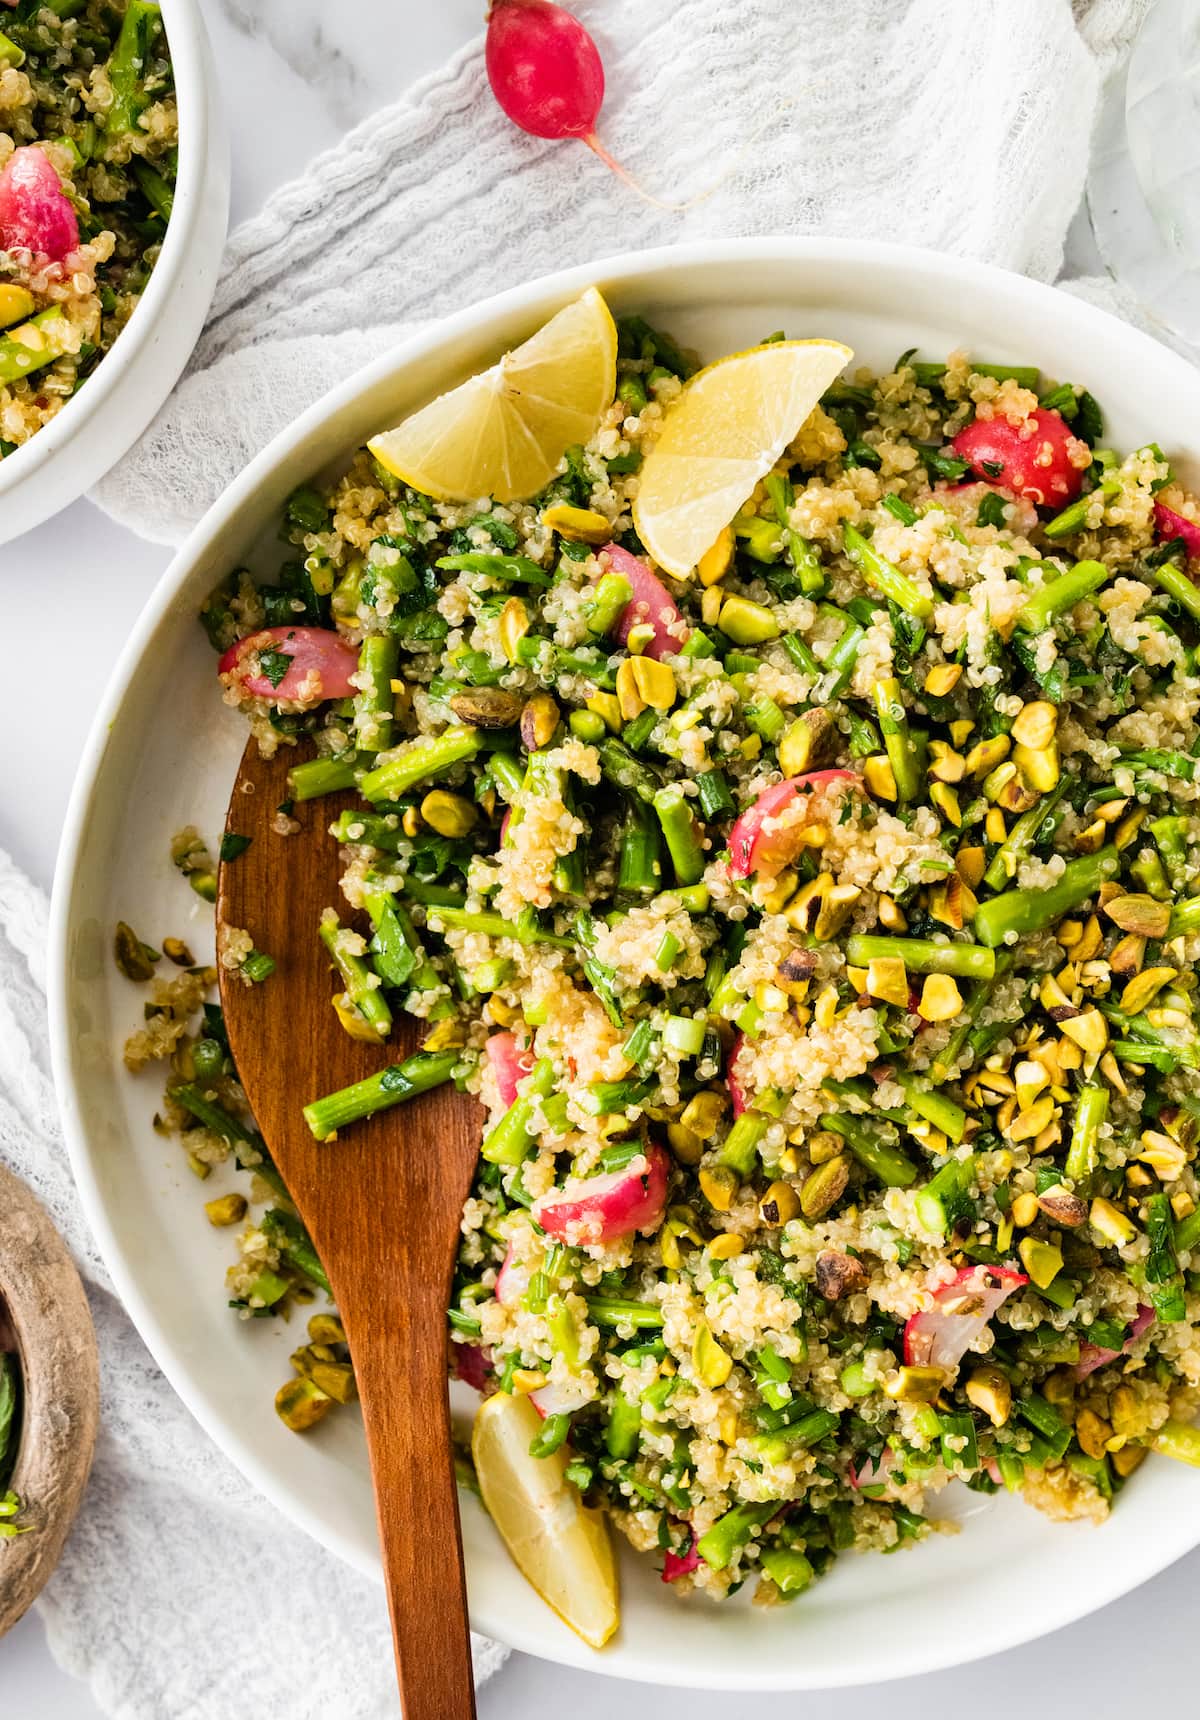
[0,1161,99,1638]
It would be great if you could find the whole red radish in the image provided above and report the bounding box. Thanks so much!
[485,0,648,194]
[486,0,603,142]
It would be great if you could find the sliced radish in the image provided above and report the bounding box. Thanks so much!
[600,543,689,660]
[952,408,1085,508]
[662,1529,700,1583]
[1128,1303,1155,1344]
[727,769,859,880]
[849,1448,900,1498]
[495,1241,532,1310]
[451,1341,493,1394]
[903,1264,1027,1372]
[533,1141,670,1245]
[1154,500,1200,562]
[530,1374,595,1420]
[0,145,78,262]
[485,1031,534,1110]
[218,626,360,703]
[1073,1340,1119,1382]
[726,1031,748,1117]
[1074,1304,1154,1382]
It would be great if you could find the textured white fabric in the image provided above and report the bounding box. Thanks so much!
[0,850,508,1718]
[92,0,1147,543]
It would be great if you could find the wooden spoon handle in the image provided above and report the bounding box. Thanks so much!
[335,1274,477,1720]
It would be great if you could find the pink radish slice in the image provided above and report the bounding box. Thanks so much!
[451,1342,493,1393]
[530,1375,594,1420]
[1154,501,1200,562]
[662,1530,700,1582]
[952,408,1084,508]
[903,1264,1027,1371]
[1128,1303,1155,1343]
[849,1448,900,1497]
[533,1141,670,1245]
[495,1242,532,1310]
[726,769,859,880]
[1073,1341,1119,1382]
[218,626,359,703]
[600,543,689,660]
[485,1031,534,1110]
[726,1032,748,1117]
[0,145,78,261]
[1074,1305,1154,1382]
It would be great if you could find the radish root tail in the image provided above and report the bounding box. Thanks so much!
[583,102,789,213]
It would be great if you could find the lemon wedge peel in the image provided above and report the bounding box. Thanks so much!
[632,337,854,577]
[471,1390,619,1650]
[368,287,617,504]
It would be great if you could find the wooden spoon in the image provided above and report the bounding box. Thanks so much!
[217,738,481,1720]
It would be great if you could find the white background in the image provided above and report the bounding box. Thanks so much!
[3,0,1200,1714]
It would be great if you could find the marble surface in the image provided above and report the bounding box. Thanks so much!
[2,1,1199,1715]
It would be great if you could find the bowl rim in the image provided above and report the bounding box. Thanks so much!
[0,0,219,505]
[47,236,1200,1687]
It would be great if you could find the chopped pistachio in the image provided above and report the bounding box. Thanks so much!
[965,1365,1012,1427]
[692,1322,733,1387]
[1018,1235,1063,1289]
[275,1376,333,1433]
[917,972,962,1022]
[800,1155,849,1220]
[1090,1196,1138,1246]
[204,1193,247,1227]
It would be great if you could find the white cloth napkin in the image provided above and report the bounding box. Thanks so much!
[0,851,508,1717]
[93,0,1147,544]
[5,1,1157,1714]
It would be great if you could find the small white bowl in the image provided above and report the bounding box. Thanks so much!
[0,0,229,546]
[48,240,1200,1689]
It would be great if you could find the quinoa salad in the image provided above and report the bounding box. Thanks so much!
[0,0,175,456]
[120,310,1200,1615]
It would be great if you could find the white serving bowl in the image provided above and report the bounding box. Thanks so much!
[49,239,1200,1690]
[0,0,228,546]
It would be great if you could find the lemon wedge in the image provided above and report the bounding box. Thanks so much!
[471,1390,619,1649]
[368,288,617,504]
[632,337,854,576]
